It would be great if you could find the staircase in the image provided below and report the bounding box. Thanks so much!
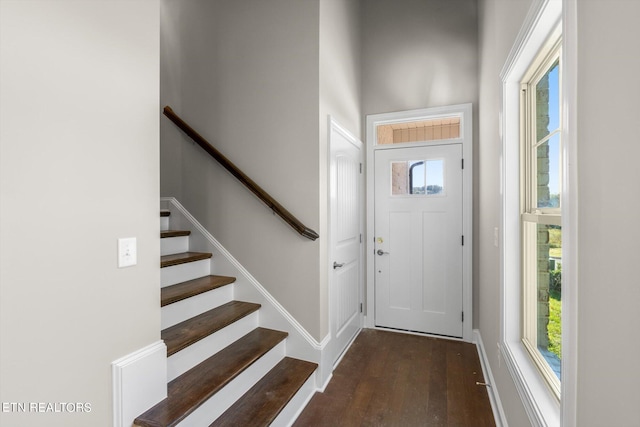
[133,210,317,427]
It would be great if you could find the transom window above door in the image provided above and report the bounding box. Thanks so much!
[376,117,461,145]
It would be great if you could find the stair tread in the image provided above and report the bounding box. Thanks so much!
[161,230,191,238]
[134,328,288,427]
[160,211,171,217]
[210,357,317,427]
[161,275,236,307]
[161,251,212,268]
[162,300,261,356]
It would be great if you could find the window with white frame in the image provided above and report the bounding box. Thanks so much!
[500,1,567,424]
[521,39,562,398]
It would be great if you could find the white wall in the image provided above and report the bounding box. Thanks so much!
[0,1,160,426]
[160,0,323,339]
[319,0,362,338]
[575,1,640,424]
[360,0,479,323]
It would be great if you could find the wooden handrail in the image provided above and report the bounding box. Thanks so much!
[163,106,319,241]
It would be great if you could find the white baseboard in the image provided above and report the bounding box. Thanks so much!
[112,341,167,427]
[473,329,508,427]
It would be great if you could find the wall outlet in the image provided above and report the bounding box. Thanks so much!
[118,237,137,268]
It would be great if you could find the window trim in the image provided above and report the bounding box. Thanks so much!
[520,41,563,399]
[499,0,578,426]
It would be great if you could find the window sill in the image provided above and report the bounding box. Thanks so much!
[500,341,560,427]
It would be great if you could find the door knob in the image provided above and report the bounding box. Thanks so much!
[376,249,389,256]
[333,261,345,269]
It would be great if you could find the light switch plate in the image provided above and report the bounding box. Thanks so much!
[118,237,137,268]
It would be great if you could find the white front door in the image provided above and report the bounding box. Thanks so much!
[374,143,463,337]
[329,118,363,364]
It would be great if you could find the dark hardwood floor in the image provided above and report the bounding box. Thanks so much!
[294,329,495,427]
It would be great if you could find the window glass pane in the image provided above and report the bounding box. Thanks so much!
[537,223,562,380]
[390,160,444,196]
[391,161,409,195]
[425,160,444,195]
[536,59,560,142]
[377,117,461,145]
[537,133,561,208]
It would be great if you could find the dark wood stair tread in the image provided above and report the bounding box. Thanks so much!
[160,211,171,217]
[161,275,237,307]
[134,328,288,427]
[210,357,317,427]
[162,301,261,356]
[161,251,212,268]
[161,230,191,238]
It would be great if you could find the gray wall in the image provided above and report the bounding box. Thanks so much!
[161,0,324,339]
[0,1,160,426]
[361,0,479,324]
[361,0,478,115]
[576,1,640,424]
[478,0,640,425]
[477,0,535,425]
[319,0,362,337]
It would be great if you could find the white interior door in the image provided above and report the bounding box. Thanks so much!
[374,143,463,337]
[329,119,363,364]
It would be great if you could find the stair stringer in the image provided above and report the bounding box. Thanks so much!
[160,197,332,392]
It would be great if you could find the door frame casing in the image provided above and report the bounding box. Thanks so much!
[365,103,473,342]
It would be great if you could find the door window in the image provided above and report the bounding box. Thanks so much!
[390,159,444,196]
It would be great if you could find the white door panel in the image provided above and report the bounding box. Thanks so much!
[374,144,463,337]
[329,119,363,364]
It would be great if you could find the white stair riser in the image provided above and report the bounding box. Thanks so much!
[161,236,189,256]
[161,259,210,287]
[176,341,286,427]
[167,312,259,381]
[160,216,170,231]
[272,371,316,427]
[162,285,234,329]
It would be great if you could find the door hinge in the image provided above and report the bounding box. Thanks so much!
[461,158,464,169]
[360,163,363,174]
[360,233,362,243]
[360,303,363,313]
[462,311,464,322]
[461,235,464,246]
